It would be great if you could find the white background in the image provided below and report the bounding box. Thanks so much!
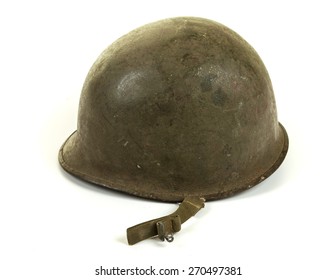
[1,0,335,279]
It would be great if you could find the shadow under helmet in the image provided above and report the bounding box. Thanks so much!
[59,17,288,202]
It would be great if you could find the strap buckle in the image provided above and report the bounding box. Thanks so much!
[156,214,181,242]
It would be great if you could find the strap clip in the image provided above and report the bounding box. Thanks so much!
[156,214,181,242]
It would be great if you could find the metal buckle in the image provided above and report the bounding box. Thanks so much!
[156,215,181,242]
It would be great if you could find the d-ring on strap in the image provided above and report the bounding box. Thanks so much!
[127,197,205,245]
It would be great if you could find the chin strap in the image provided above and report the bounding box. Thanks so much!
[126,197,205,245]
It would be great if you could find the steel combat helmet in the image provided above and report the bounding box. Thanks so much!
[59,17,288,244]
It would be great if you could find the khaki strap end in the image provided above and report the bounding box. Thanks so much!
[126,197,205,245]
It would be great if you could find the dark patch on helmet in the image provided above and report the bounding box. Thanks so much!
[200,74,217,92]
[212,87,226,106]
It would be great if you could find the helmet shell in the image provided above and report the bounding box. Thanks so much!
[59,17,288,202]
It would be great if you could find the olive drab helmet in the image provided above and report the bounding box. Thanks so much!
[59,17,288,245]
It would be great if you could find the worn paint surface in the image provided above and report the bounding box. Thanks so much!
[59,17,288,202]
